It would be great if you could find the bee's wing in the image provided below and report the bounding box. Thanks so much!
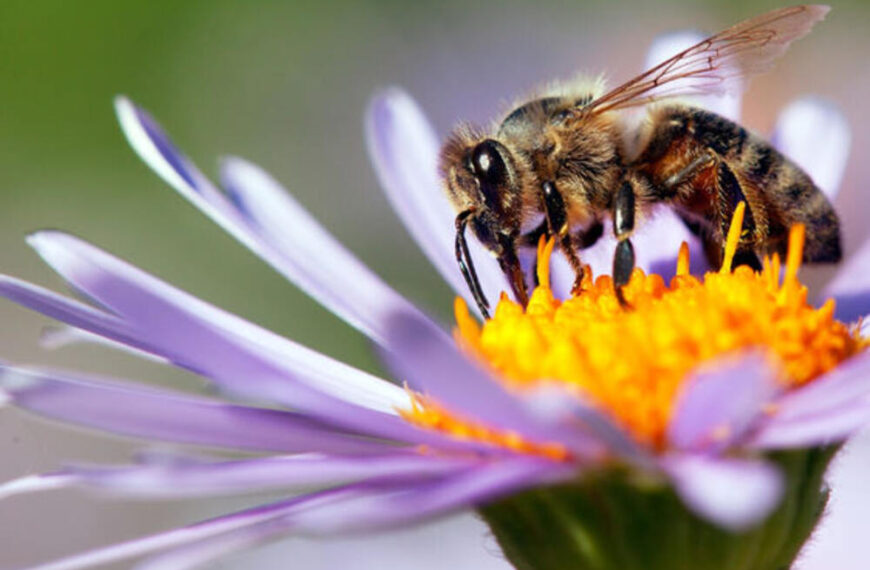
[588,5,829,114]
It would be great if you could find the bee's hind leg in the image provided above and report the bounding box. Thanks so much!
[612,180,637,308]
[714,161,763,272]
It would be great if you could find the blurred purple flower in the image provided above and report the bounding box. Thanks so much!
[0,31,866,570]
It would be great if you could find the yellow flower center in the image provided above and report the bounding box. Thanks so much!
[401,204,867,455]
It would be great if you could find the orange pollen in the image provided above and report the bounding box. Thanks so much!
[399,390,571,461]
[401,204,868,453]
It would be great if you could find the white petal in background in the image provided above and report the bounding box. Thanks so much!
[796,431,870,570]
[771,97,851,200]
[643,30,742,121]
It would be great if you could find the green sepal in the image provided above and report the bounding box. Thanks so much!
[479,447,836,570]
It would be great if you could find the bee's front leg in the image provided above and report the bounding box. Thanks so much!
[541,181,586,293]
[496,233,528,307]
[612,180,637,308]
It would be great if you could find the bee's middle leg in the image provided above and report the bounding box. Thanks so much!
[612,180,637,308]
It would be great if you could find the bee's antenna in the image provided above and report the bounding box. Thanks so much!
[455,210,491,319]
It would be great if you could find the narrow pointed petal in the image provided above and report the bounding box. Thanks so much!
[25,231,410,417]
[57,453,477,498]
[668,351,781,452]
[40,326,169,363]
[0,365,397,454]
[116,97,428,346]
[133,460,564,570]
[771,97,850,200]
[0,275,142,349]
[0,275,502,452]
[293,457,574,533]
[366,88,511,312]
[133,526,280,570]
[114,97,230,211]
[219,156,431,346]
[21,489,352,570]
[662,454,784,531]
[822,237,870,322]
[644,31,742,121]
[521,383,650,464]
[0,473,73,500]
[750,400,870,449]
[750,351,870,448]
[380,310,606,458]
[761,351,870,422]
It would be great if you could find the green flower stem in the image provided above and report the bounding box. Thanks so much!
[480,448,836,570]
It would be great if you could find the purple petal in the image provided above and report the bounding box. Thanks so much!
[572,227,618,281]
[760,351,870,422]
[0,472,73,500]
[822,236,870,322]
[54,453,477,499]
[553,211,705,289]
[547,250,578,300]
[771,97,850,200]
[26,458,565,570]
[750,351,870,449]
[136,458,571,569]
[750,400,870,449]
[0,365,396,454]
[293,457,574,533]
[219,156,433,347]
[116,97,429,347]
[34,456,533,570]
[133,524,287,570]
[636,208,707,279]
[366,89,511,311]
[20,487,356,570]
[523,384,650,465]
[40,326,169,363]
[668,351,781,452]
[114,97,231,212]
[379,310,607,459]
[24,232,416,422]
[644,30,742,121]
[0,274,145,348]
[0,274,511,454]
[662,454,784,531]
[135,459,565,570]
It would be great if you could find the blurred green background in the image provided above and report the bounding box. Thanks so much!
[0,1,868,568]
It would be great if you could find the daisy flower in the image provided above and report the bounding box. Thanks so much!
[0,29,866,570]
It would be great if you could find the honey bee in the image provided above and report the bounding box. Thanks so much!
[440,5,840,317]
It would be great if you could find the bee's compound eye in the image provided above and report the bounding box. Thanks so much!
[471,140,507,185]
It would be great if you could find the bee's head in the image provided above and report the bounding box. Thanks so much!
[439,128,529,317]
[439,129,522,250]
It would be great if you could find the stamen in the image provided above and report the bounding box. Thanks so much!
[536,235,556,289]
[784,224,805,287]
[676,241,690,276]
[762,255,774,289]
[453,297,481,352]
[772,252,781,279]
[720,201,746,274]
